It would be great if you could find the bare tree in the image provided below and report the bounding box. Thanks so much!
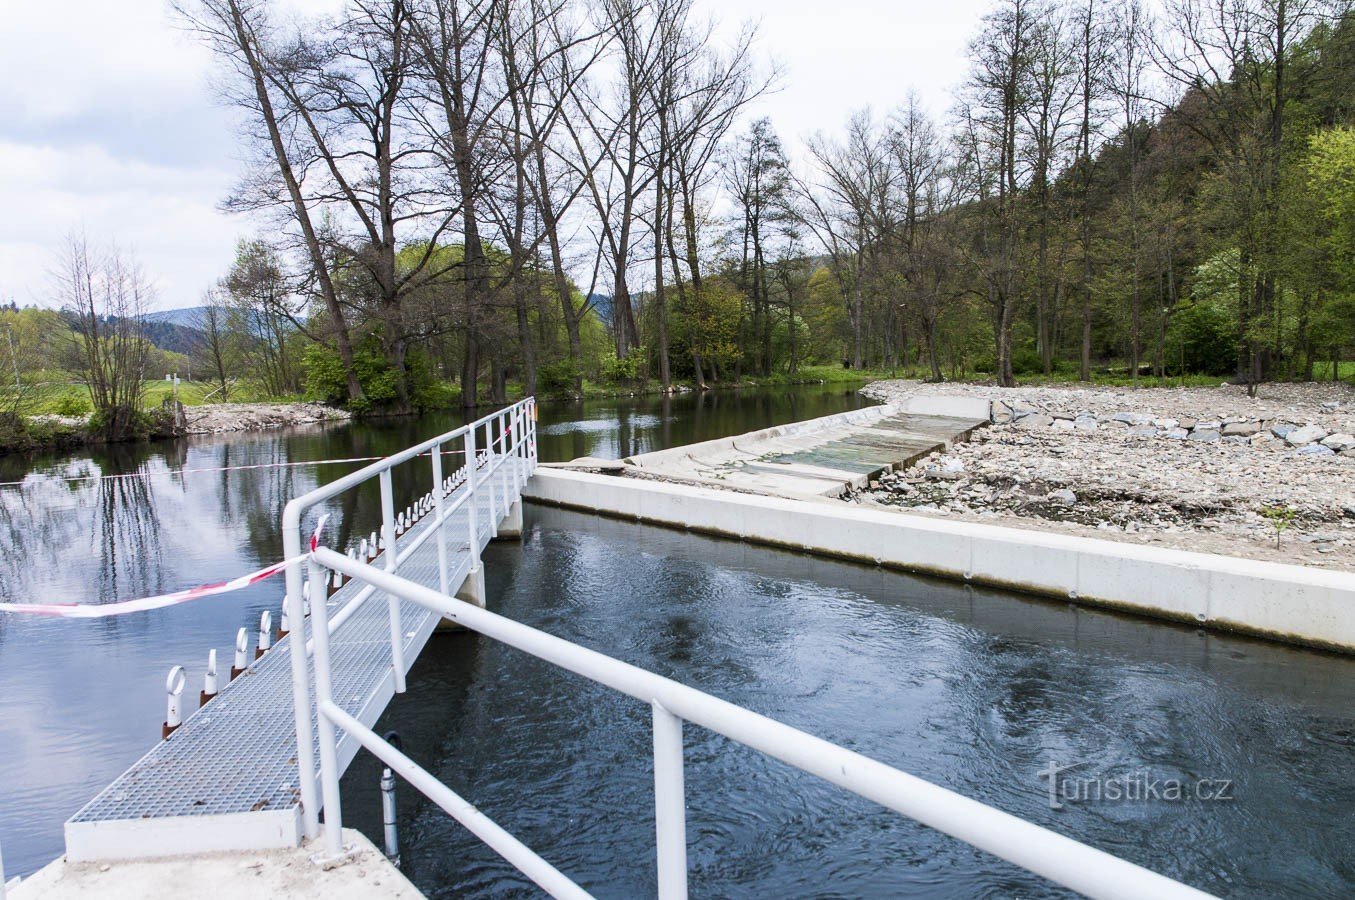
[56,235,155,441]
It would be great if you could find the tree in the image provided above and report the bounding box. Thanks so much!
[56,235,155,441]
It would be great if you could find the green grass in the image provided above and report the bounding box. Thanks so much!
[10,379,299,416]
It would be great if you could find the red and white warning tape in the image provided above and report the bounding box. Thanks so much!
[0,517,329,619]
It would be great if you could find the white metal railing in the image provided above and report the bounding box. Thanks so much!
[304,545,1216,900]
[281,397,537,841]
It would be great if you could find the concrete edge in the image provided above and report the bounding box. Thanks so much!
[523,468,1355,654]
[621,404,897,468]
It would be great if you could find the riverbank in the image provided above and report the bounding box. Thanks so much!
[0,401,351,455]
[855,380,1355,569]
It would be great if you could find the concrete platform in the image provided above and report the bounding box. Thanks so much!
[11,829,421,899]
[623,403,988,498]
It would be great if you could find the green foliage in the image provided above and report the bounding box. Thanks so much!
[537,360,580,396]
[1166,300,1237,376]
[1260,505,1298,549]
[53,393,91,417]
[598,351,640,384]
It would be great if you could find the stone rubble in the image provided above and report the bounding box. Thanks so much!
[854,380,1355,569]
[183,401,351,435]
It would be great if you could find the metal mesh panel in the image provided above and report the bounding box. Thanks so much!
[69,456,529,828]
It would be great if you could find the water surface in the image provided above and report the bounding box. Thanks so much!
[347,507,1355,898]
[0,384,869,876]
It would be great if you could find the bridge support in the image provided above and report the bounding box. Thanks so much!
[492,501,523,540]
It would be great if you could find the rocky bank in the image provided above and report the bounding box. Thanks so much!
[853,380,1355,569]
[183,401,350,434]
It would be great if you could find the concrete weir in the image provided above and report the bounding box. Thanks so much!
[621,400,989,498]
[528,401,1355,654]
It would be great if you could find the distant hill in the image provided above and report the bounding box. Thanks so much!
[143,307,211,329]
[586,293,612,324]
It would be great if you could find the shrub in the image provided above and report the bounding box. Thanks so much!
[53,393,91,417]
[537,360,579,396]
[598,351,640,384]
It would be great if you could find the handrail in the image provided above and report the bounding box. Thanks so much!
[308,545,1216,900]
[281,397,536,840]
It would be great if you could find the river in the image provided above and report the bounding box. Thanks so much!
[1,383,1353,897]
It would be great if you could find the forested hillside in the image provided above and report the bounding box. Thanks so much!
[7,0,1355,429]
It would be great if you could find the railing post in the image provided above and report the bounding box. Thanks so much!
[465,426,481,570]
[484,420,499,538]
[283,513,321,839]
[378,470,408,694]
[652,702,688,900]
[527,397,538,470]
[508,405,522,498]
[431,441,449,596]
[307,555,345,861]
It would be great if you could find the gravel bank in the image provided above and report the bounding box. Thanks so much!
[183,401,350,434]
[854,380,1355,569]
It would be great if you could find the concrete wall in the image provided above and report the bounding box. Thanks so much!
[524,468,1355,653]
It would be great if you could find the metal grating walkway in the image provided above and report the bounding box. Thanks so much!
[64,455,531,860]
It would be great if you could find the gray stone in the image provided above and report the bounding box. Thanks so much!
[1165,428,1189,440]
[1073,417,1098,431]
[1270,423,1297,439]
[1113,411,1151,426]
[1196,420,1222,431]
[1177,417,1198,430]
[1221,421,1260,437]
[1017,414,1055,428]
[1321,433,1355,451]
[1152,418,1179,429]
[1129,425,1158,438]
[1286,424,1329,446]
[1187,429,1220,442]
[1051,418,1076,431]
[1297,443,1336,456]
[1048,489,1077,506]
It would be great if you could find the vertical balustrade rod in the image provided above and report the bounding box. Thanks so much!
[509,405,522,499]
[465,426,481,570]
[283,518,320,838]
[652,702,689,900]
[378,470,408,693]
[431,440,449,595]
[307,555,346,860]
[484,420,499,537]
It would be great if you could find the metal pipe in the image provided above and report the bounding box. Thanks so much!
[380,730,403,866]
[257,611,272,658]
[308,555,346,861]
[653,702,688,900]
[231,627,249,679]
[378,469,407,694]
[431,440,449,596]
[312,548,1211,900]
[464,426,480,575]
[200,649,218,706]
[162,666,186,740]
[281,512,319,839]
[321,700,591,900]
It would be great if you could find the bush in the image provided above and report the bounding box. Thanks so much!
[537,360,579,396]
[53,393,91,417]
[598,351,640,384]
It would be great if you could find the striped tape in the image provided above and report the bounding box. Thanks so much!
[0,517,329,619]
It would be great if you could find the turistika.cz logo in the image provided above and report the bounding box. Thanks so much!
[1037,760,1235,810]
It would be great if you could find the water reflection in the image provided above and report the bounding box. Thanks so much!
[0,384,871,876]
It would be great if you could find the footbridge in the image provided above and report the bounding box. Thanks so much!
[8,395,1218,900]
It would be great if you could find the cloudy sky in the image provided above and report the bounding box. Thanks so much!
[0,0,989,311]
